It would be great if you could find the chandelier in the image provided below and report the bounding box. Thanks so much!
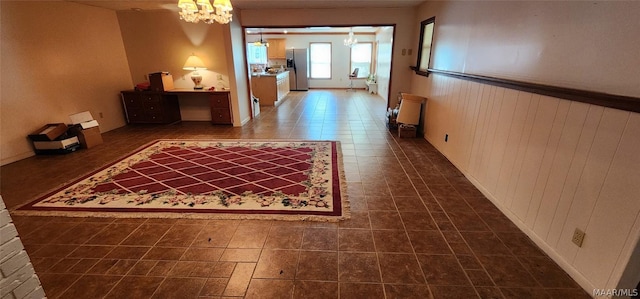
[344,28,358,47]
[178,0,233,24]
[253,30,269,47]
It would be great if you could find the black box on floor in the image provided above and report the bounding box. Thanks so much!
[28,123,68,141]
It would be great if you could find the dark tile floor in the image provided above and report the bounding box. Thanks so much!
[1,90,590,298]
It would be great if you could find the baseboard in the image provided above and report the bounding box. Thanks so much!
[239,116,251,126]
[1,151,34,166]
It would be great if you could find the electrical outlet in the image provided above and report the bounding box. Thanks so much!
[572,228,585,247]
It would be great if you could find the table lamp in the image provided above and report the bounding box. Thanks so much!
[183,54,207,89]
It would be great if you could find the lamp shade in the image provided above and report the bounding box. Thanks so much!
[396,93,427,125]
[183,55,207,70]
[213,0,233,11]
[178,0,198,11]
[197,0,214,12]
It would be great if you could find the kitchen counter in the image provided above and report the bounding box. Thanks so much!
[251,71,290,106]
[251,71,289,77]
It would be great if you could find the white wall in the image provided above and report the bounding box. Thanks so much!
[0,1,132,165]
[375,28,394,103]
[411,0,640,294]
[421,1,640,97]
[225,12,252,126]
[247,33,376,90]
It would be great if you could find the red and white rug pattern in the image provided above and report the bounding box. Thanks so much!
[17,140,348,221]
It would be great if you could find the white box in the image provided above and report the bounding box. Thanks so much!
[32,136,79,150]
[69,111,99,129]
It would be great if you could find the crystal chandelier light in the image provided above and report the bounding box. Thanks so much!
[178,0,233,24]
[344,28,358,47]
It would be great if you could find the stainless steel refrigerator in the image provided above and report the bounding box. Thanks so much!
[286,48,309,91]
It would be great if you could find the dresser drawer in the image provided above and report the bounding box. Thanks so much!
[210,108,232,124]
[146,111,167,123]
[122,92,143,108]
[124,107,146,123]
[141,94,162,105]
[210,93,230,108]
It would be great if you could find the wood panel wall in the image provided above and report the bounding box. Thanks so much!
[412,73,640,292]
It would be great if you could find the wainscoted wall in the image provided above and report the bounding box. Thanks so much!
[411,73,640,292]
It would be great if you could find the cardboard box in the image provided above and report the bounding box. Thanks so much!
[67,111,103,148]
[28,123,68,141]
[149,72,174,91]
[398,124,417,138]
[76,126,103,149]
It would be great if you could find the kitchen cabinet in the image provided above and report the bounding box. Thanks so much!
[251,71,290,106]
[267,38,286,59]
[121,91,181,124]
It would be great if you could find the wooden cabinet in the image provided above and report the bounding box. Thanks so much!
[121,91,180,124]
[122,90,233,125]
[251,72,290,106]
[267,38,286,59]
[209,92,233,125]
[276,74,290,102]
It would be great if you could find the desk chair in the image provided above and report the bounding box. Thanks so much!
[347,68,359,92]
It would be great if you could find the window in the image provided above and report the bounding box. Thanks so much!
[247,43,267,64]
[350,43,373,78]
[414,17,435,76]
[310,43,331,79]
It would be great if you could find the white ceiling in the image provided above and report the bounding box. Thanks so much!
[68,0,412,33]
[68,0,426,11]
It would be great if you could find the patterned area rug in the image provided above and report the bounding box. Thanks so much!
[16,140,348,221]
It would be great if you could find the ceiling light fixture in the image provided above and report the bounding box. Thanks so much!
[344,27,358,48]
[178,0,233,24]
[253,29,269,47]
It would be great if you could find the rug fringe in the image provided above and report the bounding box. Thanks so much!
[335,141,351,221]
[9,209,348,222]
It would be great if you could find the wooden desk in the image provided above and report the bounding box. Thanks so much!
[121,89,233,125]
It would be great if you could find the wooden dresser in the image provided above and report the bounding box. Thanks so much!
[121,91,181,124]
[121,89,233,125]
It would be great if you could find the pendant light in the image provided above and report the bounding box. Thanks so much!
[253,29,269,47]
